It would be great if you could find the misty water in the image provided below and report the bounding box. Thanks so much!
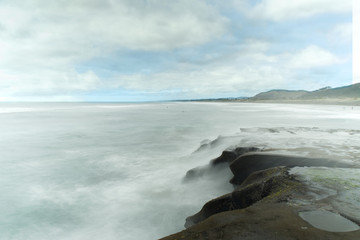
[0,102,360,240]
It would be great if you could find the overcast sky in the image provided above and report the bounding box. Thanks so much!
[0,0,353,102]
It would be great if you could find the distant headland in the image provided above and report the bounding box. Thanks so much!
[187,83,360,106]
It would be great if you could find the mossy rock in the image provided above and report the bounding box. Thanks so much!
[185,167,301,228]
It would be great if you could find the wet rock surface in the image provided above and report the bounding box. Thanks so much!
[184,167,296,228]
[230,153,353,185]
[161,203,360,240]
[211,147,262,166]
[184,147,261,182]
[161,150,360,240]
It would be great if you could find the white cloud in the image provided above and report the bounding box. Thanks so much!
[2,95,81,102]
[327,22,352,44]
[0,0,227,99]
[0,69,101,96]
[0,0,350,100]
[109,66,288,98]
[109,40,290,97]
[1,0,227,52]
[354,0,360,84]
[248,0,352,21]
[107,42,345,98]
[288,45,343,69]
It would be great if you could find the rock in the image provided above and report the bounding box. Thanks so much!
[194,137,225,152]
[184,147,261,182]
[161,203,360,240]
[210,147,262,166]
[184,167,296,228]
[161,166,360,240]
[230,153,353,185]
[184,166,209,181]
[162,149,360,240]
[184,193,233,228]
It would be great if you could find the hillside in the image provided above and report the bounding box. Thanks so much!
[249,83,360,105]
[301,83,360,99]
[252,89,309,100]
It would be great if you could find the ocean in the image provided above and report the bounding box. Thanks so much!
[0,102,359,240]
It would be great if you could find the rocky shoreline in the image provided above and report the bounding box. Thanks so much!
[160,147,360,240]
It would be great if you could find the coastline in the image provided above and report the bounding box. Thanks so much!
[239,99,360,106]
[186,98,360,106]
[185,83,360,106]
[160,149,360,239]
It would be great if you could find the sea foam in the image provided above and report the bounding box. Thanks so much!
[0,102,359,240]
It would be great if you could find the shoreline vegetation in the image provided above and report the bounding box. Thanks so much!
[184,83,360,106]
[161,148,360,240]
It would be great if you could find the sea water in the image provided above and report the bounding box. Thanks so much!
[0,102,359,240]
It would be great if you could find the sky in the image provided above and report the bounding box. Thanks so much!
[0,0,354,102]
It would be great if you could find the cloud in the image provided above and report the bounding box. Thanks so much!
[0,0,351,101]
[0,69,101,96]
[108,40,288,97]
[287,45,344,69]
[328,22,352,44]
[248,0,352,21]
[0,0,227,99]
[1,95,81,102]
[1,0,227,52]
[107,42,346,98]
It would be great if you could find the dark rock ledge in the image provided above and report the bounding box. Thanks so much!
[184,166,297,228]
[160,147,359,240]
[184,147,262,182]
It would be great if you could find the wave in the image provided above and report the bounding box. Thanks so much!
[194,127,360,165]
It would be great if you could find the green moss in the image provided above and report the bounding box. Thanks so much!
[311,176,360,189]
[265,179,301,201]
